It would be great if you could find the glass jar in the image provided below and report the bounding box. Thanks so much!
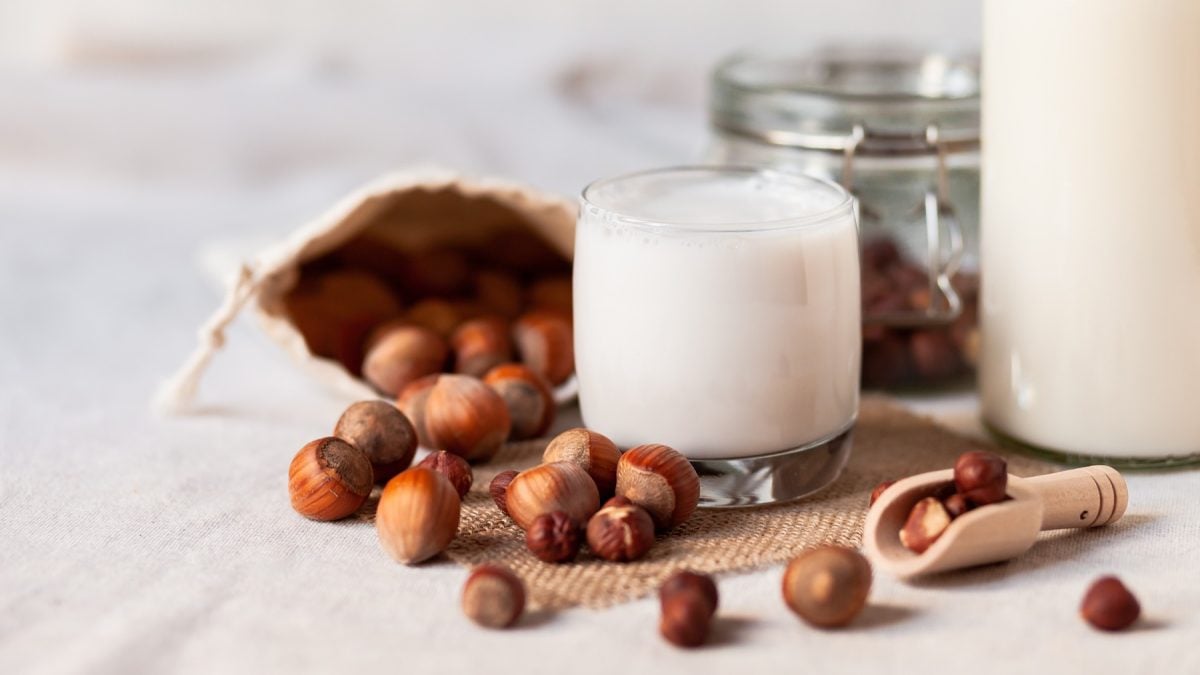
[708,48,981,390]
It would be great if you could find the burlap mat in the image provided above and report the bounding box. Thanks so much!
[394,396,1054,610]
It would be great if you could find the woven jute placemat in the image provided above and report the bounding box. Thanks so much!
[428,396,1053,610]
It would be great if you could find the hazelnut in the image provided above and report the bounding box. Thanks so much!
[658,571,718,648]
[361,324,448,397]
[505,462,600,531]
[288,437,374,521]
[283,270,403,374]
[406,298,465,338]
[1081,576,1141,631]
[909,330,962,380]
[462,565,525,629]
[586,499,655,562]
[489,469,519,516]
[473,270,524,319]
[943,493,973,519]
[861,237,901,270]
[527,275,573,313]
[868,479,896,506]
[861,334,912,389]
[615,444,700,531]
[424,374,512,462]
[899,496,952,554]
[543,428,621,497]
[451,316,514,378]
[954,450,1008,505]
[525,511,581,563]
[781,546,872,628]
[417,450,473,499]
[376,467,461,564]
[484,363,555,440]
[513,310,574,386]
[396,374,440,447]
[333,400,417,484]
[400,248,471,297]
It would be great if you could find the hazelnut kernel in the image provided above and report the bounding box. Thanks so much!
[376,467,461,565]
[288,437,374,521]
[417,450,474,499]
[954,450,1008,505]
[943,493,973,519]
[659,571,719,619]
[543,428,621,496]
[462,565,526,629]
[900,496,953,554]
[333,400,417,484]
[489,469,519,516]
[781,546,872,628]
[659,594,711,648]
[586,500,655,562]
[1081,576,1140,631]
[615,444,700,531]
[484,363,555,440]
[525,511,582,563]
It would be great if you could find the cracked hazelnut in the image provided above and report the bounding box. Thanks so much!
[376,467,461,564]
[505,461,600,531]
[462,565,525,629]
[484,363,555,440]
[333,400,417,484]
[288,437,374,521]
[658,571,718,648]
[954,450,1008,505]
[869,480,896,506]
[586,498,655,562]
[513,310,574,386]
[899,496,952,554]
[543,428,620,497]
[489,469,519,516]
[417,450,474,498]
[1081,576,1140,631]
[782,546,872,628]
[361,323,448,397]
[615,444,700,531]
[424,374,512,462]
[525,511,581,563]
[451,316,514,378]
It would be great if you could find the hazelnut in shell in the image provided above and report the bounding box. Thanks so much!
[543,428,620,497]
[376,467,461,565]
[513,309,574,386]
[288,437,374,521]
[396,374,440,447]
[361,323,448,397]
[473,269,524,319]
[406,298,465,338]
[424,374,512,462]
[526,275,573,314]
[484,363,556,440]
[782,546,872,628]
[615,444,700,531]
[333,400,418,484]
[504,461,600,531]
[417,450,474,499]
[450,316,514,378]
[462,565,525,629]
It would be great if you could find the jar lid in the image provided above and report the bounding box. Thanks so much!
[711,47,980,153]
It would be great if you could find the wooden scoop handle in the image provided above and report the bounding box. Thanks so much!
[1024,465,1128,531]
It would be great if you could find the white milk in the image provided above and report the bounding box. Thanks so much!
[980,0,1200,458]
[575,168,861,459]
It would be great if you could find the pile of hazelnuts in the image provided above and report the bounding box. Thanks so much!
[871,450,1143,632]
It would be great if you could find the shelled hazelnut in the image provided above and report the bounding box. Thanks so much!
[954,450,1008,505]
[615,444,700,531]
[462,565,526,629]
[943,493,973,519]
[450,317,514,378]
[513,310,575,386]
[423,374,512,462]
[505,462,600,531]
[899,497,952,554]
[525,511,581,563]
[484,364,555,440]
[288,437,374,521]
[333,400,418,484]
[658,571,718,648]
[376,467,461,564]
[587,497,655,562]
[489,470,519,517]
[362,323,448,397]
[1081,576,1140,631]
[417,451,474,499]
[543,428,621,497]
[782,546,872,628]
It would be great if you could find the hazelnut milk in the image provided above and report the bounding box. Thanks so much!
[574,168,860,459]
[980,0,1200,459]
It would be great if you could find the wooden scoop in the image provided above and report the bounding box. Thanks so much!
[864,466,1128,579]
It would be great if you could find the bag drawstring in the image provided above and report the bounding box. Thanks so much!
[153,263,262,415]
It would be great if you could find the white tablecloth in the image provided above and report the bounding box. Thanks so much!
[2,52,1197,674]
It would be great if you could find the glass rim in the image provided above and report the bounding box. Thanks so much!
[579,165,855,234]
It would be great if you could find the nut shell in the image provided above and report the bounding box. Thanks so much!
[462,565,525,629]
[615,444,700,531]
[362,324,448,397]
[782,546,872,628]
[586,500,655,562]
[425,374,512,462]
[543,428,620,496]
[288,437,374,521]
[396,374,440,448]
[525,511,581,563]
[376,467,461,564]
[417,450,474,499]
[1081,576,1141,631]
[513,310,574,386]
[954,450,1008,505]
[505,462,600,531]
[451,316,514,378]
[484,363,555,440]
[333,400,418,484]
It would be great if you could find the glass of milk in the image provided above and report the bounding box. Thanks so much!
[575,166,861,506]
